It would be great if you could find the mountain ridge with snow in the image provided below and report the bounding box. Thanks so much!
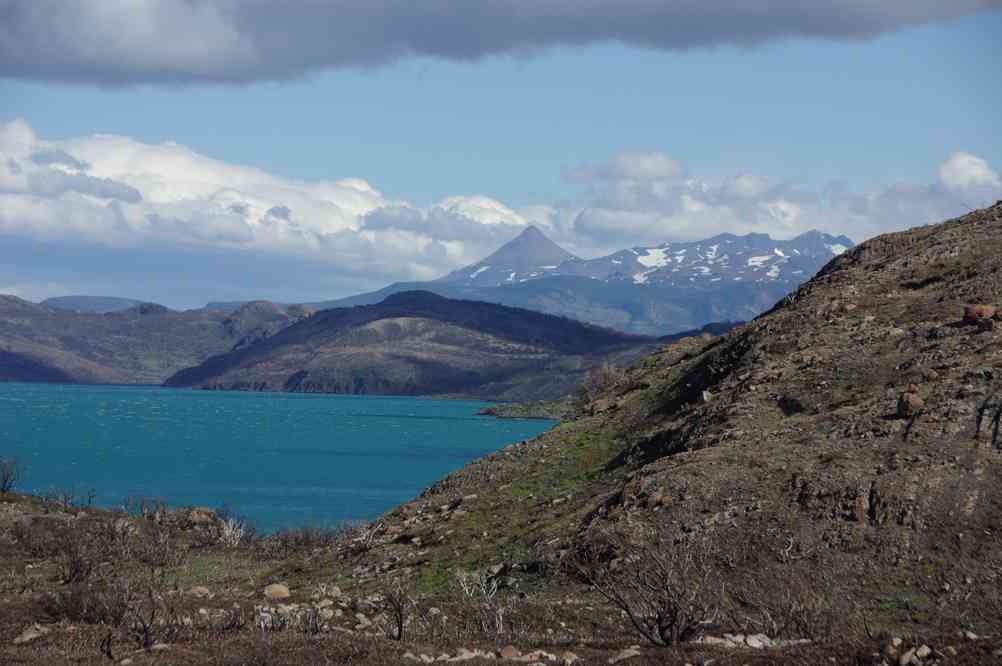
[313,225,854,335]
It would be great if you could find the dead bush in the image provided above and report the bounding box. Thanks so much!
[568,524,720,646]
[374,582,411,641]
[431,571,530,645]
[253,523,366,560]
[132,523,186,576]
[724,570,843,640]
[39,580,132,626]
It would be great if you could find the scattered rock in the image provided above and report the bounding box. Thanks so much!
[187,507,217,525]
[745,633,771,649]
[898,647,916,665]
[188,585,211,598]
[487,563,509,578]
[13,624,50,645]
[964,304,996,323]
[915,645,931,658]
[500,645,521,659]
[608,648,641,664]
[263,583,291,601]
[587,398,613,415]
[897,391,924,418]
[560,652,579,665]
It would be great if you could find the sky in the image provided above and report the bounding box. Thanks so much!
[1,1,1001,308]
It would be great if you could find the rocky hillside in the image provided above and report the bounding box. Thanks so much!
[318,225,851,335]
[0,298,312,384]
[166,291,660,400]
[341,202,1002,640]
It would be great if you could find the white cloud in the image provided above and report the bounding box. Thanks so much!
[0,118,532,297]
[1,119,999,306]
[544,150,1002,253]
[939,151,1002,190]
[565,152,685,184]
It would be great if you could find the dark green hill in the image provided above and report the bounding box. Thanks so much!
[165,291,662,400]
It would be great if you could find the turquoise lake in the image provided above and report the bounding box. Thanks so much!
[0,383,554,532]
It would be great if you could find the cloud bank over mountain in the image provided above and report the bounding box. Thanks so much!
[1,118,998,306]
[1,1,997,84]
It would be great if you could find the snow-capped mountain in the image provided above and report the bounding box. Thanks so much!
[316,225,854,336]
[440,226,853,292]
[437,225,577,286]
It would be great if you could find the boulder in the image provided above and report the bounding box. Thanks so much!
[187,586,211,599]
[964,304,996,323]
[587,399,613,415]
[13,624,50,645]
[897,392,924,418]
[608,648,642,664]
[499,645,521,659]
[263,583,291,601]
[187,507,217,526]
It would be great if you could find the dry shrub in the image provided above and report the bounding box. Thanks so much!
[40,580,132,626]
[12,516,184,584]
[567,524,720,646]
[724,569,843,640]
[253,522,370,560]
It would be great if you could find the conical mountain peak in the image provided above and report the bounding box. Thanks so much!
[437,225,577,285]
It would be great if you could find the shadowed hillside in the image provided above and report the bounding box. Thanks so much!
[0,298,312,385]
[166,291,662,400]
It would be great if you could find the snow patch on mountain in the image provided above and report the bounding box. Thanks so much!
[637,247,671,268]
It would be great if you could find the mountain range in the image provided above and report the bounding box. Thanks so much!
[43,226,852,337]
[311,226,853,335]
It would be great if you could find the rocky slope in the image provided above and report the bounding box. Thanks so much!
[0,298,312,384]
[318,225,852,335]
[166,291,660,400]
[340,202,1002,639]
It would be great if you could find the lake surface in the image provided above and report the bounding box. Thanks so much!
[0,383,554,532]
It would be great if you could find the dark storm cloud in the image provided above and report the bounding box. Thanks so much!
[0,1,997,84]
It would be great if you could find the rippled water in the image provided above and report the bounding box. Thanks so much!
[0,383,554,532]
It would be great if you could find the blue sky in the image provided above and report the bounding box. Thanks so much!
[1,2,1000,306]
[5,10,1000,207]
